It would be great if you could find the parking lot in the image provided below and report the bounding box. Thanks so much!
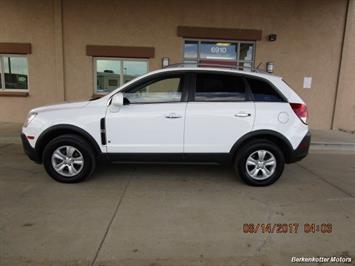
[0,142,355,266]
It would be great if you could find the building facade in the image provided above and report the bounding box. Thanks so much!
[0,0,354,130]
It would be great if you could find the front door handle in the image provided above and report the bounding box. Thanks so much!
[165,113,182,119]
[235,112,251,118]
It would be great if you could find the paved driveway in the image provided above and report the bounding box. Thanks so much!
[0,143,354,266]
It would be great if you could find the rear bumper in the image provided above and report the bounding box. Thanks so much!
[287,131,311,163]
[21,133,41,164]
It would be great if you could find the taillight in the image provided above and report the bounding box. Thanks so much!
[290,103,308,124]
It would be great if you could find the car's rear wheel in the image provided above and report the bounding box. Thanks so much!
[43,134,96,183]
[235,139,285,186]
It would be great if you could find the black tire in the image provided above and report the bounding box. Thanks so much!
[234,139,285,186]
[42,134,96,183]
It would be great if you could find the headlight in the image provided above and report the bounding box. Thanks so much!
[23,112,37,128]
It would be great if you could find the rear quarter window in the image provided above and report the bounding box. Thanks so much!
[246,77,285,102]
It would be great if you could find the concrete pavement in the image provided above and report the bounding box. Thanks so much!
[0,142,354,266]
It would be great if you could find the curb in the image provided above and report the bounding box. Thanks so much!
[310,142,355,152]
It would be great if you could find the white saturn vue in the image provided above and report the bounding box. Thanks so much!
[21,65,310,186]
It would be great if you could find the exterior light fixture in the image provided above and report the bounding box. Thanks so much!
[216,42,231,46]
[162,57,170,68]
[268,34,277,42]
[266,62,274,73]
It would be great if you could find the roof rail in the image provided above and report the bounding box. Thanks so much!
[163,62,197,68]
[163,62,269,74]
[164,62,240,69]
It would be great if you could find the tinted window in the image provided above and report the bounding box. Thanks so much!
[124,75,183,103]
[184,41,198,60]
[1,56,28,90]
[247,78,284,102]
[95,58,147,94]
[195,73,246,101]
[123,60,148,84]
[96,59,121,93]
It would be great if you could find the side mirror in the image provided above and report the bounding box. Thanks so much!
[109,92,124,112]
[111,93,124,107]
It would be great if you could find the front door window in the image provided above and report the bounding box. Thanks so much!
[124,75,183,104]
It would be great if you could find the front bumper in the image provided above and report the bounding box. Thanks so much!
[287,131,311,163]
[21,133,41,164]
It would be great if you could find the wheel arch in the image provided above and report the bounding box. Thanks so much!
[230,130,294,163]
[35,124,102,162]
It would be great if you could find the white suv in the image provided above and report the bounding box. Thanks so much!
[21,66,310,186]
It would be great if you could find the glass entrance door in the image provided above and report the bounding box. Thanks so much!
[183,40,255,70]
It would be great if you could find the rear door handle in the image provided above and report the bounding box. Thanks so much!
[235,112,251,118]
[165,113,182,119]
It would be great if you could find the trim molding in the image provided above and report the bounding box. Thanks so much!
[177,26,262,41]
[106,153,230,164]
[0,43,32,54]
[86,45,155,58]
[229,129,294,162]
[0,91,29,97]
[36,124,102,157]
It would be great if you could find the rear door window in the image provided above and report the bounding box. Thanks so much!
[247,77,285,102]
[194,73,246,102]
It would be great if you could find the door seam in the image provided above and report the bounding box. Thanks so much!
[182,102,189,154]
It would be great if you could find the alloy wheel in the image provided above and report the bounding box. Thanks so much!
[245,150,277,180]
[51,145,84,177]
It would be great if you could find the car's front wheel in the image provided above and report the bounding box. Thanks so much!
[235,140,285,186]
[43,134,96,183]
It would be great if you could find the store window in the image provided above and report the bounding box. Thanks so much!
[0,55,29,90]
[95,58,148,94]
[183,40,255,70]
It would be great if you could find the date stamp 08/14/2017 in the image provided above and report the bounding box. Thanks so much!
[243,223,333,234]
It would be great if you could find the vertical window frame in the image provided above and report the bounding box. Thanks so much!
[93,57,149,95]
[0,55,4,90]
[0,54,29,92]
